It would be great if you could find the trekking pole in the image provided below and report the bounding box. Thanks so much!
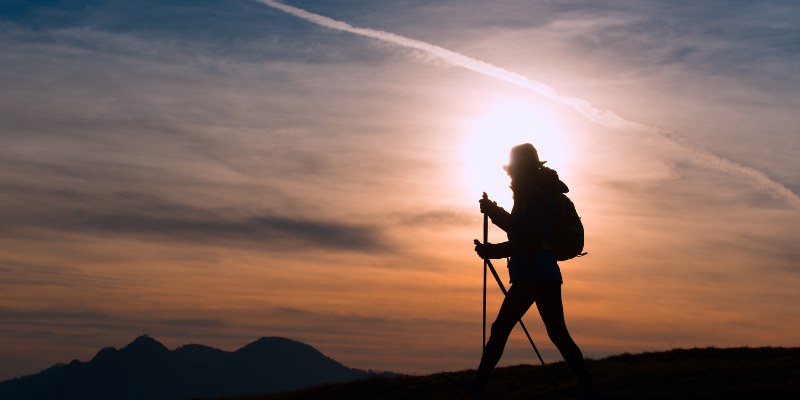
[474,247,565,400]
[482,192,488,352]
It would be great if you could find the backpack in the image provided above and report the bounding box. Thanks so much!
[539,192,586,261]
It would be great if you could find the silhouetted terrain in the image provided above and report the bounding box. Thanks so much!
[0,335,397,400]
[203,347,800,400]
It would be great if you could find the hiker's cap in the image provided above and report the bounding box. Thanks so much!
[503,143,546,172]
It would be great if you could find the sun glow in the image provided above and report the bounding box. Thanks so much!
[463,99,568,210]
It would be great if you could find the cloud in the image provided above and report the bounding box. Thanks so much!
[255,0,800,210]
[0,261,127,289]
[394,210,474,227]
[0,20,425,256]
[61,212,384,251]
[0,192,385,252]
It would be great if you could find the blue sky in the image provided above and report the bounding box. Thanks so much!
[1,0,799,381]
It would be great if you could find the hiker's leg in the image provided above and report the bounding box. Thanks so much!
[536,280,596,391]
[472,279,537,391]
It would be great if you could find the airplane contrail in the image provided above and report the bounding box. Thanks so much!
[256,0,800,210]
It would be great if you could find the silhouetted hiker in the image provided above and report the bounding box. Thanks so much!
[445,144,602,400]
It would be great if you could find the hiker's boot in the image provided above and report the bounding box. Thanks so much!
[573,387,603,400]
[443,375,482,400]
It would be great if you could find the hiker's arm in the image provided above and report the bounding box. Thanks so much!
[479,198,512,232]
[489,208,512,232]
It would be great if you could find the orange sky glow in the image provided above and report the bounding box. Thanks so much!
[2,0,800,382]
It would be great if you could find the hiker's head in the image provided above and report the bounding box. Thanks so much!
[503,143,546,179]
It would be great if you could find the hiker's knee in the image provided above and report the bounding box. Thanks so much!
[545,325,571,347]
[490,318,515,338]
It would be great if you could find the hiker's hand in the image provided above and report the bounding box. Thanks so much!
[479,197,499,214]
[474,239,514,259]
[474,239,500,259]
[474,240,487,259]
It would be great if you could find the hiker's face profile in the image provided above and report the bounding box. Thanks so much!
[505,161,527,181]
[506,165,519,179]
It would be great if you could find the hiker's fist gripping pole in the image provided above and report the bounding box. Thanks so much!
[479,193,499,215]
[473,240,515,259]
[479,192,512,232]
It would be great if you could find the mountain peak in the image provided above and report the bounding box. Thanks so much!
[236,336,321,358]
[120,334,170,356]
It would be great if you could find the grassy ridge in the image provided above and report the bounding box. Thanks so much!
[201,347,800,400]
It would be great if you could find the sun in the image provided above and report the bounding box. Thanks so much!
[463,99,568,210]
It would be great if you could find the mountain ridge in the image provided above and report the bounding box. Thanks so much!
[0,335,397,400]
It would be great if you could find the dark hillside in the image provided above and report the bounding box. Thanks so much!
[205,347,800,400]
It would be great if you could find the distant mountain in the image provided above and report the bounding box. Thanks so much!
[0,335,398,400]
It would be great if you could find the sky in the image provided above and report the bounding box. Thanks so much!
[1,0,799,381]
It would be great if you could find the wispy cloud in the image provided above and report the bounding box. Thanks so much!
[256,0,800,210]
[0,188,385,252]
